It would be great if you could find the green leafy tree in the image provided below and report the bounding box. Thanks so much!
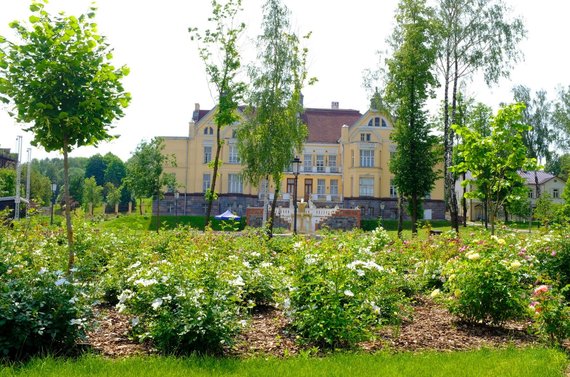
[84,154,107,186]
[0,2,130,271]
[386,0,440,236]
[553,86,570,149]
[533,192,556,227]
[435,0,526,231]
[513,85,559,198]
[103,152,126,187]
[238,0,310,236]
[20,165,52,205]
[0,168,16,197]
[82,176,102,216]
[125,138,175,231]
[105,182,121,215]
[68,167,85,206]
[453,103,537,234]
[189,0,246,227]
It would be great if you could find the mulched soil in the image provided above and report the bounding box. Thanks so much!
[86,297,567,359]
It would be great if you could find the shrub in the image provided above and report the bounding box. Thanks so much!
[529,284,570,345]
[443,236,533,324]
[0,267,90,359]
[531,233,570,300]
[116,232,255,355]
[287,233,408,348]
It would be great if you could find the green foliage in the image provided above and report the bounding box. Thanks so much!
[125,138,175,213]
[443,236,533,324]
[84,154,107,186]
[288,230,409,348]
[0,220,90,360]
[238,0,311,234]
[529,284,570,345]
[0,168,16,197]
[0,2,130,271]
[533,193,558,227]
[386,0,440,234]
[189,0,246,227]
[453,103,538,234]
[436,0,526,231]
[82,177,103,215]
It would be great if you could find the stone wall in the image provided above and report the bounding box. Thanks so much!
[343,198,446,221]
[245,207,291,229]
[155,194,446,222]
[316,209,361,231]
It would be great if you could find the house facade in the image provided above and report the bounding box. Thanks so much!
[456,171,567,222]
[160,102,445,220]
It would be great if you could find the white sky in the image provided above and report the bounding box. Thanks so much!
[0,0,568,161]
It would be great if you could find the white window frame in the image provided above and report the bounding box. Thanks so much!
[330,179,339,195]
[203,146,212,164]
[316,155,325,172]
[229,145,240,164]
[203,173,211,193]
[228,173,243,194]
[359,177,374,197]
[360,149,374,167]
[317,179,326,195]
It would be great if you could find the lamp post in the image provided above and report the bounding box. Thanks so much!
[50,183,57,225]
[292,157,302,234]
[174,192,179,223]
[380,201,385,228]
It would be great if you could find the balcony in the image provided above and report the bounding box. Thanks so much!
[258,192,342,203]
[293,166,342,174]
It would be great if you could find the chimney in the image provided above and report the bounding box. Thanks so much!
[192,103,200,122]
[331,101,339,110]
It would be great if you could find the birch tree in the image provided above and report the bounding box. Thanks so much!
[435,0,525,231]
[190,0,246,227]
[237,0,310,236]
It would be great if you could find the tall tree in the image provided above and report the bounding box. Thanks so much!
[103,152,126,187]
[553,86,570,149]
[386,0,440,236]
[238,0,310,236]
[189,0,246,228]
[435,0,526,232]
[512,85,557,198]
[85,154,107,186]
[0,2,130,272]
[82,176,102,216]
[125,138,175,227]
[453,103,537,234]
[105,182,121,215]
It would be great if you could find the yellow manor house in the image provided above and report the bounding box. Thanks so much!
[159,101,445,221]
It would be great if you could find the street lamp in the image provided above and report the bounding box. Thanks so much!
[292,157,302,234]
[380,201,385,228]
[50,183,57,225]
[174,192,179,220]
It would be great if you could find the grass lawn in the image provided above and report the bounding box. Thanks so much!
[0,348,567,377]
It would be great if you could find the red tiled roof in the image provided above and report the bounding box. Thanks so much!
[301,108,362,144]
[194,106,362,143]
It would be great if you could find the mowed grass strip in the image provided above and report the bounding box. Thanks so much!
[1,348,567,377]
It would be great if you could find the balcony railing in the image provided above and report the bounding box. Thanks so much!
[258,192,342,202]
[283,166,342,174]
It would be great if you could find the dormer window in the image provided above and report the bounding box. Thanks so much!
[360,133,371,142]
[367,117,382,127]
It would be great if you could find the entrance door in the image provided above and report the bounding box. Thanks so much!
[304,179,313,201]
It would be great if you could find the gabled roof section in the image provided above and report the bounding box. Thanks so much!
[301,108,362,143]
[519,171,565,185]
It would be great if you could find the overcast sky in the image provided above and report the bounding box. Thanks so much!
[1,0,568,161]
